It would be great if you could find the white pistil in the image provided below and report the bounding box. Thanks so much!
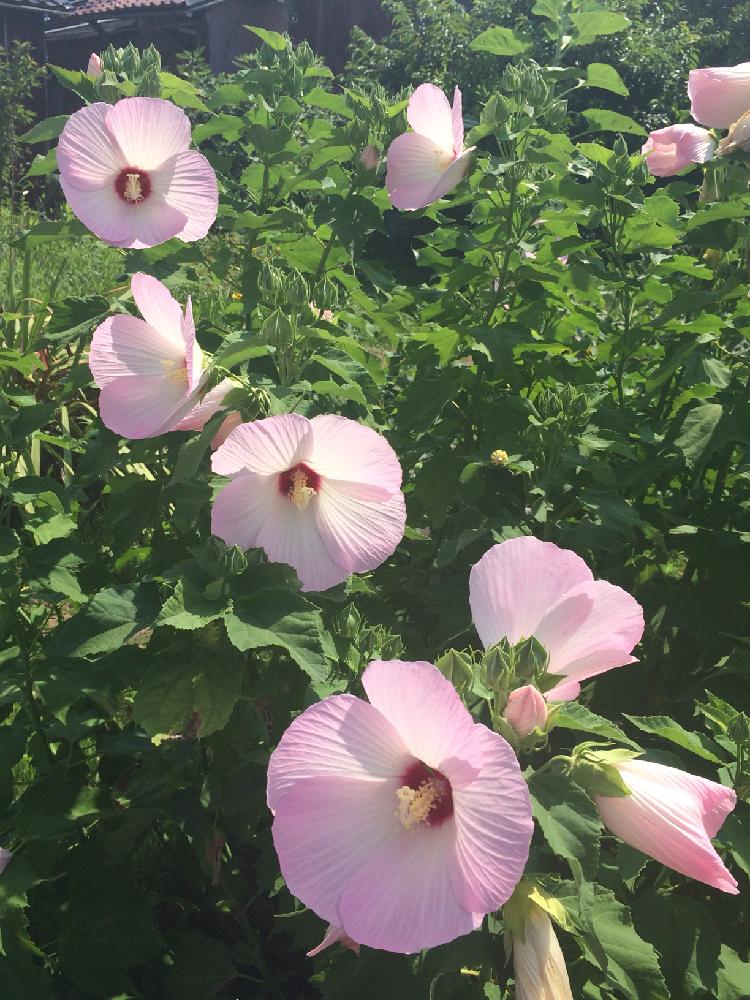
[396,779,442,831]
[288,468,317,511]
[124,172,144,203]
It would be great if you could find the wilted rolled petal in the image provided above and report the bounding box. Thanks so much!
[717,109,750,156]
[267,660,533,953]
[641,124,715,177]
[57,96,218,248]
[173,378,239,433]
[210,410,243,450]
[87,53,102,77]
[503,685,547,738]
[689,63,750,129]
[211,414,406,591]
[306,924,360,958]
[469,537,644,700]
[0,848,12,874]
[386,83,475,210]
[512,903,573,1000]
[88,272,213,439]
[594,759,738,894]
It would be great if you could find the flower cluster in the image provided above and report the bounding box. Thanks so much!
[642,61,750,175]
[54,62,740,982]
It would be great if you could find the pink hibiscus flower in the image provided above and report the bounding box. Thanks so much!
[267,659,533,953]
[210,413,406,592]
[89,272,234,439]
[57,96,218,248]
[469,537,644,700]
[689,62,750,129]
[594,759,737,894]
[641,124,715,177]
[386,83,475,210]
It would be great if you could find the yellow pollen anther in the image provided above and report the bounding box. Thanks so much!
[123,172,144,203]
[288,468,317,511]
[162,358,188,386]
[396,779,442,831]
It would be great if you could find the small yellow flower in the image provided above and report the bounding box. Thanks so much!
[490,449,509,466]
[230,291,243,301]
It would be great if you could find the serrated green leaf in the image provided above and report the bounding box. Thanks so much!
[586,63,629,96]
[623,713,725,762]
[469,27,533,56]
[528,769,602,877]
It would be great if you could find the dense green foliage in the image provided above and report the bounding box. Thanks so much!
[1,8,750,1000]
[346,0,750,129]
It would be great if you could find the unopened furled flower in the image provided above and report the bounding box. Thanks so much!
[307,924,360,958]
[512,902,573,1000]
[360,144,380,171]
[594,758,738,894]
[641,124,715,177]
[211,413,406,592]
[717,110,750,156]
[89,273,233,438]
[386,83,475,210]
[267,659,533,953]
[689,62,750,129]
[87,53,102,77]
[503,685,547,738]
[57,96,218,248]
[469,537,644,700]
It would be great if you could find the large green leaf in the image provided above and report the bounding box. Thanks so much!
[469,27,532,55]
[225,590,330,682]
[623,714,725,762]
[675,401,723,469]
[46,584,160,658]
[528,769,602,877]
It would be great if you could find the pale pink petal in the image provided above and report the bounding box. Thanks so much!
[267,694,409,813]
[106,96,191,169]
[407,83,455,151]
[211,411,243,449]
[451,86,464,155]
[210,471,283,551]
[211,414,312,476]
[130,272,184,349]
[544,678,581,701]
[448,726,533,912]
[689,63,750,129]
[307,415,402,498]
[386,132,455,210]
[536,580,644,682]
[59,180,135,245]
[307,924,360,958]
[642,124,715,177]
[57,103,123,190]
[151,150,219,242]
[182,297,204,391]
[175,379,237,433]
[256,493,346,592]
[427,150,472,202]
[503,685,548,738]
[88,314,184,388]
[118,198,189,251]
[595,760,738,894]
[314,485,405,576]
[362,661,481,787]
[87,53,102,77]
[469,538,593,650]
[338,820,477,953]
[513,906,573,1000]
[98,375,188,438]
[272,775,401,926]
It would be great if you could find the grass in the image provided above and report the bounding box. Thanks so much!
[0,201,124,308]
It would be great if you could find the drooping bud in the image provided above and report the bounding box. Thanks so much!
[504,685,547,738]
[360,144,380,171]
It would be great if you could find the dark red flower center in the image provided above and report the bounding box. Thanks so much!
[114,167,152,204]
[397,759,454,828]
[278,462,321,511]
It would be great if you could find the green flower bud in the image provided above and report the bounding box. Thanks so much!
[435,649,475,693]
